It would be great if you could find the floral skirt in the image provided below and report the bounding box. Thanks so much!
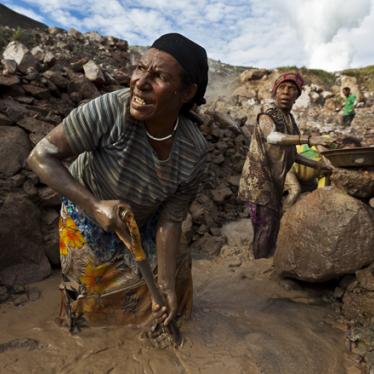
[58,198,192,327]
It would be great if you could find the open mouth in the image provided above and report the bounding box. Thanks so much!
[133,95,146,105]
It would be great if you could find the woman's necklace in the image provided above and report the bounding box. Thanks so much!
[146,117,179,142]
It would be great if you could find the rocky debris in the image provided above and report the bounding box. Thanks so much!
[338,264,374,374]
[330,168,374,199]
[0,282,41,306]
[2,41,39,73]
[214,66,373,147]
[0,193,51,285]
[0,338,43,353]
[0,25,134,278]
[221,218,253,248]
[341,263,374,323]
[274,188,374,282]
[186,112,249,254]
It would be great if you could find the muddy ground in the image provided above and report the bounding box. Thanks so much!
[0,256,361,374]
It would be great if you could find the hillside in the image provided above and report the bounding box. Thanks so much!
[0,4,47,30]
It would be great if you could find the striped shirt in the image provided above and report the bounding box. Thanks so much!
[63,88,207,224]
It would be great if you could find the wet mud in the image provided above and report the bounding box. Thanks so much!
[0,257,357,374]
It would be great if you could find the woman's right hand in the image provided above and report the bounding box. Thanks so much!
[91,199,132,247]
[309,135,336,147]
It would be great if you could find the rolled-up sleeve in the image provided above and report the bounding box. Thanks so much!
[63,93,120,154]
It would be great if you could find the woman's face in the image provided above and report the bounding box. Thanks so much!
[130,48,192,124]
[275,81,299,111]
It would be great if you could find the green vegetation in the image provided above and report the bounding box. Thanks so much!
[342,65,374,92]
[277,66,335,88]
[11,26,24,41]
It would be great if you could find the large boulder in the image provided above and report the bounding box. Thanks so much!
[274,188,374,282]
[0,193,51,285]
[0,126,31,177]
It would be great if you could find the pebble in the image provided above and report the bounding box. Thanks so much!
[228,259,242,268]
[12,285,25,294]
[13,294,28,306]
[27,287,41,302]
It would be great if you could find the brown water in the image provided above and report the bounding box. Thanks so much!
[0,257,359,374]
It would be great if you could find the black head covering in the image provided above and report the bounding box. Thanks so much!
[151,33,208,109]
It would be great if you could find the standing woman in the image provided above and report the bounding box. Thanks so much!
[27,33,208,330]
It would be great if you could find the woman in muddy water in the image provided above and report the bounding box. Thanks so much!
[27,33,208,340]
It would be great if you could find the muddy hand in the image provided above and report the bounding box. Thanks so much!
[309,135,336,147]
[317,162,333,176]
[92,200,131,246]
[158,287,177,326]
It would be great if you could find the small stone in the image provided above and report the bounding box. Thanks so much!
[12,284,25,294]
[228,259,242,268]
[334,287,345,299]
[211,186,232,203]
[13,294,28,306]
[278,278,302,291]
[370,198,374,209]
[27,287,41,302]
[352,341,367,356]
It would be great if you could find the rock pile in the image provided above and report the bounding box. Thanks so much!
[0,26,133,285]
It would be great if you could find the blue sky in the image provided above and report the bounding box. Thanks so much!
[3,0,374,71]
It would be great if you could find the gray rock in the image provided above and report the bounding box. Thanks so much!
[13,294,28,306]
[27,287,41,302]
[194,233,225,256]
[211,185,232,203]
[221,218,253,248]
[1,59,17,74]
[2,41,29,65]
[0,126,31,177]
[22,84,50,99]
[0,74,20,86]
[356,264,374,291]
[12,285,25,294]
[331,168,374,199]
[17,117,54,135]
[83,60,106,85]
[274,188,374,282]
[38,186,61,207]
[0,113,13,126]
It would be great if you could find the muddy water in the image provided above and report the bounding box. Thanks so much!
[0,257,355,374]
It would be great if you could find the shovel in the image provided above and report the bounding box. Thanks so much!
[117,208,183,347]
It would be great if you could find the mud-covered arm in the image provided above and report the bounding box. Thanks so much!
[295,153,320,168]
[154,151,207,324]
[283,171,301,210]
[295,153,332,175]
[260,115,333,146]
[155,219,181,324]
[259,114,306,145]
[27,124,130,241]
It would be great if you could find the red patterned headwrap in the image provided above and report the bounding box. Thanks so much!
[272,72,304,97]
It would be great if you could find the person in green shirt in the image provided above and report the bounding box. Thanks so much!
[338,87,357,127]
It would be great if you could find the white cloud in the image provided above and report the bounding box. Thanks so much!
[3,0,374,70]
